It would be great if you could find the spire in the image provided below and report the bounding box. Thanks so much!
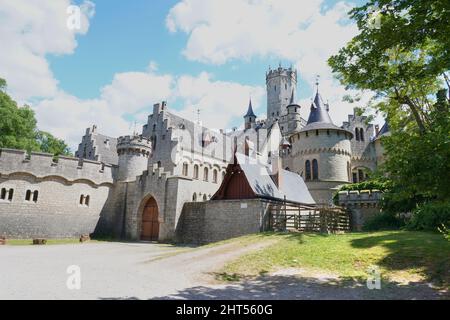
[244,98,256,118]
[289,89,295,104]
[306,89,333,125]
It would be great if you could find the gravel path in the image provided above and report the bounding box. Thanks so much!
[0,241,446,300]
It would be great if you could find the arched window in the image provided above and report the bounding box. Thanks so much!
[203,194,207,201]
[305,160,311,181]
[213,169,218,183]
[85,195,90,207]
[32,190,39,203]
[312,159,319,180]
[1,188,7,200]
[192,193,197,202]
[25,190,32,201]
[244,136,250,156]
[347,162,351,182]
[203,167,209,181]
[79,195,84,205]
[8,189,13,201]
[358,169,364,182]
[360,128,365,141]
[182,163,188,176]
[193,165,199,179]
[355,128,360,141]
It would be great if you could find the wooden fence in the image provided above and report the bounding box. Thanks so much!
[268,204,351,233]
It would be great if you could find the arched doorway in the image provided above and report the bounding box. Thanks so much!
[140,197,159,241]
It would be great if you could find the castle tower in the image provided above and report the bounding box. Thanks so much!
[289,87,353,204]
[116,135,152,182]
[244,99,257,130]
[266,65,297,124]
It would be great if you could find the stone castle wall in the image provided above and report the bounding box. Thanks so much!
[337,190,383,231]
[0,149,115,238]
[176,199,269,244]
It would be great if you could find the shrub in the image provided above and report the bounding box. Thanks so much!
[362,212,405,231]
[407,201,450,231]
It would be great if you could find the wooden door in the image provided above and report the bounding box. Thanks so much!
[141,197,159,241]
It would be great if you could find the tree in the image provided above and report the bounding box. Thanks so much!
[329,0,450,134]
[0,78,72,156]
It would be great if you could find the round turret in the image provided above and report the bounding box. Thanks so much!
[116,135,152,181]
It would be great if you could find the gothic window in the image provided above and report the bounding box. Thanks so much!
[305,160,311,181]
[182,163,189,176]
[193,165,199,179]
[312,159,319,180]
[213,169,218,183]
[347,162,351,182]
[360,128,365,141]
[203,167,209,181]
[355,128,360,141]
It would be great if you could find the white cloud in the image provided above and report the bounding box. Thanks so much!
[173,72,265,129]
[166,0,380,126]
[0,0,95,100]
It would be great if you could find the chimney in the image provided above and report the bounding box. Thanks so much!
[271,152,283,189]
[375,124,380,135]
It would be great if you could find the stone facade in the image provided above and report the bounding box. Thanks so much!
[0,66,388,241]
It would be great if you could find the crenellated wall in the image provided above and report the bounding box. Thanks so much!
[0,149,115,239]
[337,190,383,231]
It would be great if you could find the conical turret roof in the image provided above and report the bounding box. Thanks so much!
[244,99,256,118]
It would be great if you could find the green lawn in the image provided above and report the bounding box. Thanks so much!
[218,231,450,288]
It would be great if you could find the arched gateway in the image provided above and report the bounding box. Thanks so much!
[140,197,159,241]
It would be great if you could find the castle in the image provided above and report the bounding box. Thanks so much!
[0,66,389,241]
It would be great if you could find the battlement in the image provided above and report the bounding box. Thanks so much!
[337,190,383,207]
[117,135,152,155]
[0,148,115,185]
[266,66,297,82]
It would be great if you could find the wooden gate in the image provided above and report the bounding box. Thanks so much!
[141,197,159,241]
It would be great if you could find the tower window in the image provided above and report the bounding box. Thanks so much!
[203,167,209,181]
[312,159,319,180]
[1,188,7,200]
[355,128,360,141]
[33,191,39,202]
[8,189,13,201]
[192,193,197,202]
[274,85,277,91]
[360,128,365,141]
[305,160,311,181]
[25,190,32,201]
[182,163,189,176]
[213,169,218,183]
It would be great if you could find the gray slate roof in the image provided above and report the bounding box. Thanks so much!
[244,99,257,118]
[236,153,316,205]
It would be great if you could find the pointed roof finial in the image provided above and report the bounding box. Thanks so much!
[315,75,320,93]
[244,98,256,118]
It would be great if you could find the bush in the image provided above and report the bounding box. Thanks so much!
[362,212,405,231]
[407,201,450,231]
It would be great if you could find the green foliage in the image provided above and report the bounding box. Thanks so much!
[362,212,405,231]
[36,131,72,156]
[438,225,450,242]
[407,201,450,232]
[337,179,392,192]
[0,78,72,156]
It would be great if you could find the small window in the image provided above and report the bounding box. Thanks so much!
[192,193,197,202]
[222,171,226,181]
[193,165,199,179]
[355,128,360,141]
[352,172,358,183]
[8,189,13,201]
[32,190,39,202]
[80,195,84,205]
[360,128,365,141]
[85,195,90,207]
[203,194,207,201]
[213,169,218,183]
[25,190,32,201]
[316,130,319,136]
[1,188,7,200]
[358,169,365,182]
[182,163,189,176]
[327,129,330,135]
[203,167,209,182]
[306,131,309,137]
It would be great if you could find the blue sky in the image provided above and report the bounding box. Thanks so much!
[0,0,373,149]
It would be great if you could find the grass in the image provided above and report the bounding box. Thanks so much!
[5,238,98,246]
[218,231,450,288]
